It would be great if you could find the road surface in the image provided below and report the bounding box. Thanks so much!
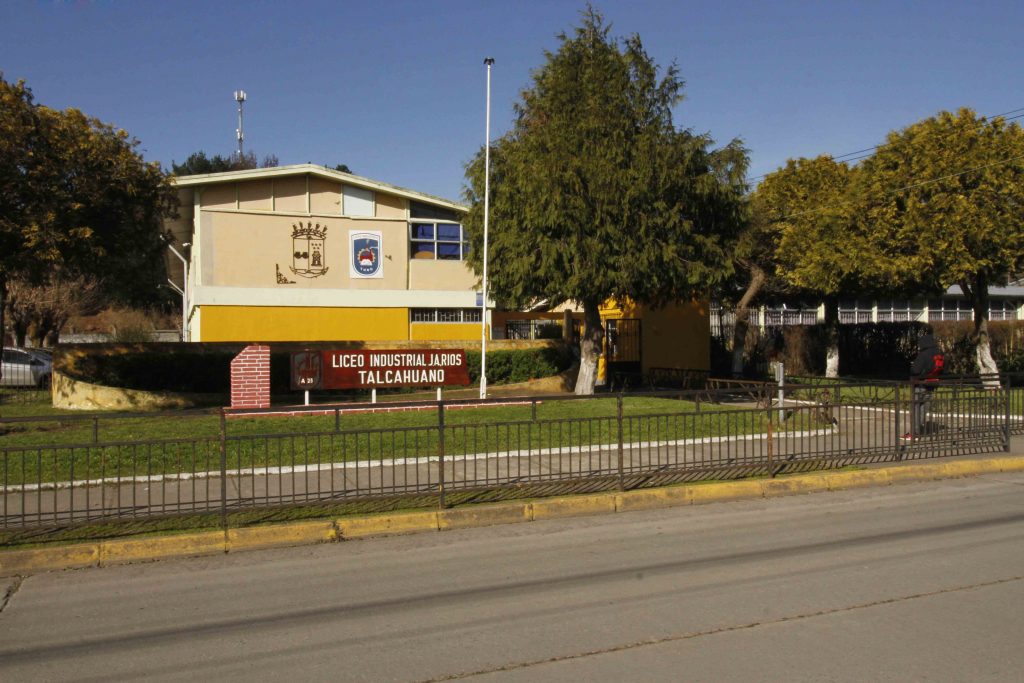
[2,472,1023,681]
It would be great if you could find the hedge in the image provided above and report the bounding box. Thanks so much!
[56,343,574,394]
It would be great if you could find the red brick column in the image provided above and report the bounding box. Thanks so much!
[230,344,270,409]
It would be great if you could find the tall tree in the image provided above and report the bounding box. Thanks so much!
[463,10,746,393]
[858,109,1024,379]
[753,156,875,377]
[0,74,176,361]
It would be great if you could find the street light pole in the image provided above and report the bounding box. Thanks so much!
[480,57,494,400]
[167,244,190,341]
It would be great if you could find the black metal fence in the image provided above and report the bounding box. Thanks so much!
[0,379,1018,541]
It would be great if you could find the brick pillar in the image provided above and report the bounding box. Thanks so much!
[230,344,271,409]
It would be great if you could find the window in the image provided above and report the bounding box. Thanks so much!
[410,200,462,222]
[410,308,482,323]
[410,222,469,261]
[343,185,375,217]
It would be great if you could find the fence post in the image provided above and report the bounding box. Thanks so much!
[334,407,340,433]
[616,394,625,491]
[437,400,446,509]
[1005,378,1012,453]
[894,384,903,461]
[219,408,228,535]
[766,417,774,478]
[531,398,537,422]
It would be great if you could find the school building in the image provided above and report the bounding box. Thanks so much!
[164,164,709,374]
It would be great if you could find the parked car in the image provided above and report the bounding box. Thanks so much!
[1,347,53,388]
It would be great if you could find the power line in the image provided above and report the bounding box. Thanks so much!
[749,107,1024,184]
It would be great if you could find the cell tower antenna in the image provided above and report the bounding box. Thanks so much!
[234,90,247,158]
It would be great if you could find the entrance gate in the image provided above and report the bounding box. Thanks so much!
[605,318,641,375]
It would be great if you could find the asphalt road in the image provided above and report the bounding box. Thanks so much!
[2,472,1023,682]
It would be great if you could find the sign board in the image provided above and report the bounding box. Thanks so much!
[290,349,471,390]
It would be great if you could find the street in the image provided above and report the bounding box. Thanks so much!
[2,472,1023,681]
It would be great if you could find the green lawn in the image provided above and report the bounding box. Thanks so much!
[1,395,776,485]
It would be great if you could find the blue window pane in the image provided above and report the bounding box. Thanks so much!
[437,243,461,260]
[437,224,462,241]
[411,223,434,239]
[412,242,435,259]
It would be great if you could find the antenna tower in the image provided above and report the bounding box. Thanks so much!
[234,90,247,158]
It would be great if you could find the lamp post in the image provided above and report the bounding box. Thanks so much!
[167,243,190,341]
[480,57,494,399]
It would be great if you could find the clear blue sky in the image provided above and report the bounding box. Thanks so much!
[3,1,1022,202]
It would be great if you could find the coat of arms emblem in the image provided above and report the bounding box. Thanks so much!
[290,222,328,278]
[350,230,383,278]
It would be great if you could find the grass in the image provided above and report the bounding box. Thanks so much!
[0,395,781,486]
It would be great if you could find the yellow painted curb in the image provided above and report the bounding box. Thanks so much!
[100,531,225,566]
[337,511,439,539]
[615,486,690,512]
[0,542,99,574]
[531,493,617,520]
[439,504,531,530]
[688,480,764,504]
[824,469,892,490]
[762,474,831,497]
[227,520,336,550]
[2,455,1021,575]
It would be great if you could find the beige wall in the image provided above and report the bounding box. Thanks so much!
[204,212,409,289]
[273,176,307,213]
[409,258,477,291]
[310,177,342,214]
[376,192,406,219]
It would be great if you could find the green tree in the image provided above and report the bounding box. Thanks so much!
[463,10,747,393]
[858,109,1024,379]
[170,150,279,175]
[753,156,876,377]
[0,75,176,359]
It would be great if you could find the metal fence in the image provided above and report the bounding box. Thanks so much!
[0,380,1017,540]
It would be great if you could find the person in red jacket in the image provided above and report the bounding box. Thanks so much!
[903,333,945,441]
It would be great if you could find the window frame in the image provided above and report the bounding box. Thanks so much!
[409,221,470,261]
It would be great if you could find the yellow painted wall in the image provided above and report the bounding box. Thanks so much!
[410,323,486,341]
[639,301,710,371]
[198,306,409,342]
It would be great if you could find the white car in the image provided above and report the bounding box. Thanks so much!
[1,347,53,388]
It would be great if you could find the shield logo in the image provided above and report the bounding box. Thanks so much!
[350,231,383,278]
[290,351,322,390]
[290,222,329,278]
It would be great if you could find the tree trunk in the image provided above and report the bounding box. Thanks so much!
[824,296,840,378]
[967,273,1000,388]
[731,266,766,378]
[575,300,605,395]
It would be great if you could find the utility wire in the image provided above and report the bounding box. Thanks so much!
[750,107,1024,183]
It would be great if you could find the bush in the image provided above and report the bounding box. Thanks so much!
[465,346,573,385]
[57,343,575,395]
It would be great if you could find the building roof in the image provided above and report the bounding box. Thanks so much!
[170,163,467,213]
